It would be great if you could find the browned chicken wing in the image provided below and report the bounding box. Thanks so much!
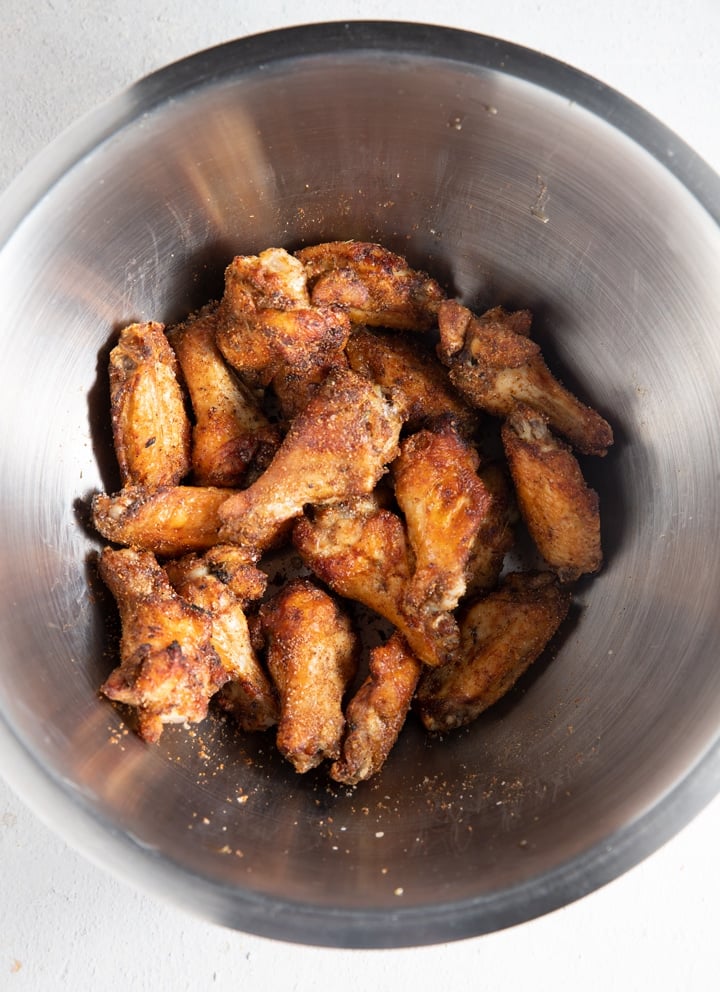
[169,306,279,487]
[330,632,422,786]
[296,240,445,330]
[393,419,491,626]
[218,368,406,557]
[216,247,350,386]
[416,571,571,732]
[165,552,278,733]
[258,578,359,773]
[437,300,613,456]
[92,484,238,557]
[345,326,478,435]
[464,462,517,597]
[99,547,225,743]
[109,321,191,487]
[293,495,451,667]
[501,405,602,582]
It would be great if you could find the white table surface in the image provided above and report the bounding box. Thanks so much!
[2,2,719,988]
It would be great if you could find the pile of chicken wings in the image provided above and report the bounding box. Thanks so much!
[91,240,612,785]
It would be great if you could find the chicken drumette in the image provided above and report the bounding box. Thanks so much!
[99,547,225,743]
[165,549,278,733]
[258,578,359,774]
[218,368,406,557]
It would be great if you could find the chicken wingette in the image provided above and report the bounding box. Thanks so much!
[437,300,613,457]
[501,405,602,582]
[330,632,422,786]
[296,240,445,330]
[416,571,571,732]
[169,306,279,487]
[92,484,238,557]
[392,419,491,626]
[109,321,191,487]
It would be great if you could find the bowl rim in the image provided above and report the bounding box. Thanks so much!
[1,20,720,948]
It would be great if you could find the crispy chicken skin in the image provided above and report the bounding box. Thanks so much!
[92,484,238,557]
[165,553,278,732]
[464,462,517,596]
[218,368,406,557]
[169,306,279,487]
[216,247,351,386]
[270,341,349,421]
[501,405,602,582]
[330,632,422,786]
[295,241,445,330]
[416,571,571,732]
[109,321,191,487]
[293,495,452,667]
[99,547,225,743]
[437,300,613,457]
[258,579,359,773]
[393,419,491,623]
[345,326,477,435]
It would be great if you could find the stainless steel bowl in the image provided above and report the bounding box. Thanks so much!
[2,22,720,948]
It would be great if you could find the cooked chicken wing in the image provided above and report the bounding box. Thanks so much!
[165,552,278,733]
[216,247,350,386]
[501,405,602,582]
[293,495,451,667]
[169,305,280,487]
[393,419,491,624]
[345,326,478,435]
[99,547,225,743]
[437,300,613,456]
[218,368,406,557]
[258,578,359,773]
[415,571,571,732]
[92,484,237,557]
[296,240,445,330]
[109,321,191,487]
[199,544,269,605]
[464,462,517,597]
[269,341,349,421]
[330,632,422,786]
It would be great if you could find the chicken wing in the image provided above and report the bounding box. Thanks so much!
[218,368,406,557]
[293,495,451,667]
[437,300,613,456]
[169,305,280,487]
[98,547,225,743]
[415,571,571,732]
[330,632,422,786]
[258,578,359,773]
[393,419,491,623]
[216,247,350,386]
[165,553,278,733]
[295,240,445,330]
[345,326,478,435]
[109,321,191,487]
[92,484,237,557]
[464,462,517,597]
[501,405,602,582]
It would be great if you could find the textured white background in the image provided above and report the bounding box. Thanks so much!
[2,1,720,989]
